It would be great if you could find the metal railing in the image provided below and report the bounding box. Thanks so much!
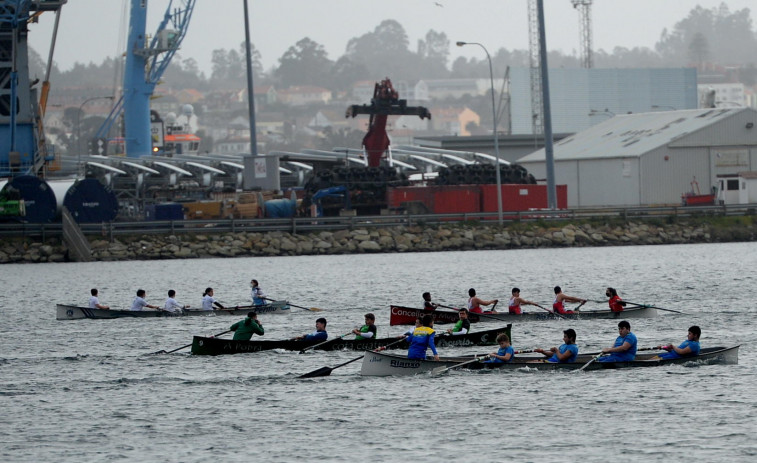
[1,203,755,240]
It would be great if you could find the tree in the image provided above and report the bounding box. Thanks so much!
[275,37,333,88]
[688,32,710,69]
[345,20,416,79]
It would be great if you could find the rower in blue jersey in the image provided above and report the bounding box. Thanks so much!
[598,320,637,362]
[535,328,579,363]
[295,317,328,342]
[406,314,439,360]
[484,333,514,363]
[654,326,701,360]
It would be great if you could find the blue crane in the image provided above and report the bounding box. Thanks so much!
[96,0,196,158]
[0,0,66,176]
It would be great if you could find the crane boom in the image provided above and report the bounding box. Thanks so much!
[96,0,196,158]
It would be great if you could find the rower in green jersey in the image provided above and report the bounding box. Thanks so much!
[352,313,377,340]
[446,308,471,335]
[230,312,265,341]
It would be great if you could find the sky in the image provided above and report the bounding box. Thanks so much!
[26,0,757,76]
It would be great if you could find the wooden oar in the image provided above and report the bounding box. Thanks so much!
[622,301,684,314]
[575,352,605,372]
[431,355,490,376]
[436,304,503,322]
[298,338,408,378]
[152,330,232,355]
[263,297,323,312]
[298,331,352,354]
[533,303,567,320]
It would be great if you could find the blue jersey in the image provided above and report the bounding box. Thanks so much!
[547,343,578,363]
[658,340,700,359]
[598,332,638,362]
[407,326,438,359]
[304,330,327,342]
[484,346,514,364]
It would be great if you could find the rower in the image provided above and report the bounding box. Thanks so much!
[484,333,514,363]
[445,308,470,336]
[508,288,538,315]
[598,320,637,362]
[552,286,586,314]
[534,329,579,363]
[352,313,377,340]
[422,292,437,310]
[164,289,189,313]
[130,289,160,311]
[467,288,498,314]
[606,287,627,312]
[295,318,328,341]
[406,314,439,361]
[202,288,225,311]
[89,288,109,310]
[653,326,701,360]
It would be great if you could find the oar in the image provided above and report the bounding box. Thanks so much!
[436,304,503,322]
[152,330,232,355]
[623,301,684,314]
[263,297,323,312]
[299,331,352,354]
[575,352,605,372]
[431,355,490,376]
[533,303,567,320]
[298,337,408,378]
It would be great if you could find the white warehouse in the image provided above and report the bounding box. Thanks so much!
[517,108,757,207]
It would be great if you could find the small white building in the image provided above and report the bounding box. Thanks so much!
[717,171,757,204]
[517,108,757,207]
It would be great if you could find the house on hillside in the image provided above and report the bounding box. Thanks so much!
[277,86,331,106]
[429,107,480,136]
[517,108,757,207]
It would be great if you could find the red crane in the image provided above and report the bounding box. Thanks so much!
[346,78,431,167]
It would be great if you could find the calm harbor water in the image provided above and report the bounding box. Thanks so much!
[1,242,755,462]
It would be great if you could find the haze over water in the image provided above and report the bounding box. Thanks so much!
[1,242,754,462]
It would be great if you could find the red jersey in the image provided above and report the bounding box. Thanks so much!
[609,295,624,312]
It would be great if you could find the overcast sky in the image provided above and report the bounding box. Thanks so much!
[27,0,756,75]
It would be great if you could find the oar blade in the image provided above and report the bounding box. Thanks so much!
[308,307,323,312]
[298,367,333,379]
[431,366,450,376]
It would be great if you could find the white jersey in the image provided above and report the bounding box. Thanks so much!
[130,296,148,311]
[164,297,183,313]
[202,295,217,311]
[89,296,100,309]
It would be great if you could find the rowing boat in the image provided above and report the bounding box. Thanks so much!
[190,324,512,356]
[388,304,657,326]
[56,301,290,320]
[360,346,739,376]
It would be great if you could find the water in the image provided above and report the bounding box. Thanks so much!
[1,243,755,462]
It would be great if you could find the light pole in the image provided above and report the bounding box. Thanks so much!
[457,41,503,224]
[77,95,114,174]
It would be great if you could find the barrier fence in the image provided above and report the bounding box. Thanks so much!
[1,203,755,241]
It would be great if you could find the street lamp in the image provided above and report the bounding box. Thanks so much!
[457,40,503,225]
[77,95,114,174]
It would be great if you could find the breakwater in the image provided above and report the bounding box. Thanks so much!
[2,218,756,263]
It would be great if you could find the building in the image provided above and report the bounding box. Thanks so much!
[517,108,757,207]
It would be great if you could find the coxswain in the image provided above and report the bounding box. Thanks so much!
[606,287,626,312]
[250,279,265,306]
[230,312,265,341]
[406,314,439,360]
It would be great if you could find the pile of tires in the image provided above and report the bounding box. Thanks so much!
[302,166,410,216]
[435,164,536,186]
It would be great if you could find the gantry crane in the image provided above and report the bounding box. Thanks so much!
[96,0,196,158]
[572,0,593,69]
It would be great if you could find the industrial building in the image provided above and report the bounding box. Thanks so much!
[517,108,757,207]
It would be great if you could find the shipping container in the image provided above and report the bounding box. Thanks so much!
[181,201,223,220]
[145,203,184,221]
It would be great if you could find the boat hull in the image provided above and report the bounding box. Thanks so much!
[360,346,739,376]
[191,324,512,356]
[56,301,290,320]
[389,305,657,326]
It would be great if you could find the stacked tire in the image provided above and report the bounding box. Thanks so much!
[436,164,536,186]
